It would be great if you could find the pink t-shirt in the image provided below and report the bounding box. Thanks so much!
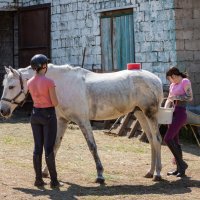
[169,78,191,97]
[27,75,55,108]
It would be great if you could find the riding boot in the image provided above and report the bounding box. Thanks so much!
[167,140,188,177]
[33,155,46,187]
[45,152,62,188]
[168,144,182,176]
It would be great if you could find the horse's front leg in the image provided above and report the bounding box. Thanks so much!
[78,119,104,184]
[42,118,68,177]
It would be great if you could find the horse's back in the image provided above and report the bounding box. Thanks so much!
[85,69,163,120]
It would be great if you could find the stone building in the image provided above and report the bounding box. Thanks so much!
[0,0,200,105]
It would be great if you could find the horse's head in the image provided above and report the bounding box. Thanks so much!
[0,66,29,118]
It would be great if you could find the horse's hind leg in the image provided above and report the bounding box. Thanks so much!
[145,116,162,181]
[77,119,104,184]
[42,118,68,177]
[134,110,156,179]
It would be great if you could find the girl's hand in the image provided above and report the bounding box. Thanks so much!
[168,95,176,101]
[164,98,174,108]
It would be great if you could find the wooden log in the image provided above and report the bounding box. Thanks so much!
[117,112,133,136]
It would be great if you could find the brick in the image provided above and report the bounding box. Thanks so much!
[193,18,200,29]
[158,52,170,62]
[135,32,146,42]
[176,19,194,30]
[176,40,185,50]
[141,63,153,71]
[193,0,200,8]
[163,0,174,9]
[152,63,168,73]
[164,41,176,51]
[139,21,150,32]
[194,51,200,61]
[189,62,200,73]
[193,29,200,40]
[185,40,200,51]
[174,0,193,9]
[163,20,175,31]
[183,30,193,40]
[139,2,149,12]
[177,51,194,61]
[193,9,200,19]
[158,9,174,21]
[150,1,163,11]
[145,31,155,41]
[175,9,193,19]
[135,53,146,62]
[151,42,164,52]
[192,83,200,94]
[135,42,141,53]
[154,31,165,41]
[141,42,152,52]
[135,11,145,22]
[146,52,157,62]
[194,72,200,83]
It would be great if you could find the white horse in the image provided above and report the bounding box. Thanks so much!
[0,64,163,183]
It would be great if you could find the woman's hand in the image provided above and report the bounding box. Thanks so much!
[164,98,174,108]
[168,95,176,101]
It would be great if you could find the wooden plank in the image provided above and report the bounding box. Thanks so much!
[128,120,141,138]
[125,15,130,63]
[113,16,121,71]
[117,112,133,136]
[101,17,113,71]
[117,113,131,136]
[120,15,126,70]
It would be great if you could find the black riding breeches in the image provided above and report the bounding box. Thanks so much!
[30,107,57,157]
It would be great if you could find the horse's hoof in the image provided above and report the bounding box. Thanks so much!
[95,177,105,184]
[153,175,162,182]
[144,172,153,178]
[42,172,49,178]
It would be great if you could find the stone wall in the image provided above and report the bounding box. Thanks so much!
[0,0,22,9]
[1,0,199,104]
[133,0,176,82]
[174,0,200,104]
[20,0,176,83]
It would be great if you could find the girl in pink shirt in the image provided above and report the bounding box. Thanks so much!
[27,54,62,188]
[164,67,193,178]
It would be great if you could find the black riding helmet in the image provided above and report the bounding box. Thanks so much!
[30,54,49,71]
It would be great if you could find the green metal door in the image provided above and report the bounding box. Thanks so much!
[101,9,134,72]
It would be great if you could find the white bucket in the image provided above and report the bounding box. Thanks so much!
[157,107,174,124]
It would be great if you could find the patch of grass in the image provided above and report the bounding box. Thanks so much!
[2,136,15,145]
[103,141,148,154]
[1,135,32,146]
[4,159,32,169]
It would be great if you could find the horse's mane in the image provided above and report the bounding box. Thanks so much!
[47,63,92,75]
[16,63,92,79]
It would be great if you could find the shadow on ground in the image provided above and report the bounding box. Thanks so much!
[13,177,200,200]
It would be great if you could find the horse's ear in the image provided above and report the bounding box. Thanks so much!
[8,66,19,77]
[8,66,15,74]
[4,66,10,74]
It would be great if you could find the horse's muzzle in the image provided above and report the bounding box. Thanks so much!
[0,105,11,118]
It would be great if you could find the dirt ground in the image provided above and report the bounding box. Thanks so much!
[0,116,200,200]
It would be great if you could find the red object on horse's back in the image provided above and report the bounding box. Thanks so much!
[127,63,141,70]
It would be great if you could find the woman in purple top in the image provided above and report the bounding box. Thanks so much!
[164,67,193,177]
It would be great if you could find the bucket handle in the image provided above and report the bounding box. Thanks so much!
[162,98,175,109]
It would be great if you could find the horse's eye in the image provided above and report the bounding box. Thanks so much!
[8,86,14,89]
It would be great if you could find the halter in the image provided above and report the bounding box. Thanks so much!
[1,72,29,107]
